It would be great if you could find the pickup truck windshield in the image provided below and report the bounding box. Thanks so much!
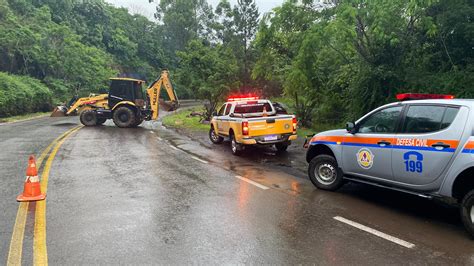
[234,102,272,114]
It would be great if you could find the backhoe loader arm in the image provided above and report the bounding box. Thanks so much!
[146,70,179,120]
[51,93,108,117]
[65,94,108,115]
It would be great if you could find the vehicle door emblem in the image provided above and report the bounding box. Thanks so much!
[357,148,374,169]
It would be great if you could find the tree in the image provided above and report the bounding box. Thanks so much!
[151,0,215,56]
[176,40,238,119]
[253,1,321,125]
[233,0,259,89]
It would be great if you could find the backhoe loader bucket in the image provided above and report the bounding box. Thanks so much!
[160,99,179,112]
[50,106,68,117]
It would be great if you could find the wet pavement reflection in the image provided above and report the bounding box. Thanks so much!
[1,115,473,264]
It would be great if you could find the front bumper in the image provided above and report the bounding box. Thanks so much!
[241,133,297,145]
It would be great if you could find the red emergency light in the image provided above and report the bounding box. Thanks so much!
[396,93,455,101]
[227,94,260,102]
[242,121,249,136]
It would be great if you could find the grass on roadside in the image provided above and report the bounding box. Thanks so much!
[162,107,209,132]
[162,103,342,138]
[0,112,50,123]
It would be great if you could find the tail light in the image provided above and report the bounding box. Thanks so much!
[292,117,297,133]
[242,121,249,136]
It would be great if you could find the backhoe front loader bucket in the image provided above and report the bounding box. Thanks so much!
[50,106,68,117]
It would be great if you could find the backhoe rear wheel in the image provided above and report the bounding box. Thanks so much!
[132,117,143,128]
[113,106,137,128]
[80,110,98,127]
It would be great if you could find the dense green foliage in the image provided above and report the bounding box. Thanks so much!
[0,72,52,116]
[0,0,472,129]
[0,0,169,117]
[156,0,473,126]
[254,0,474,126]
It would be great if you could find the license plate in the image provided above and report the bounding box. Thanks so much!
[264,135,278,141]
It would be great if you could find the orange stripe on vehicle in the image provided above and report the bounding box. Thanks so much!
[425,139,459,149]
[311,135,460,149]
[310,136,343,143]
[343,136,396,145]
[463,141,474,150]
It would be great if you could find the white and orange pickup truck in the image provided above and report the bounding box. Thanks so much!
[209,97,297,155]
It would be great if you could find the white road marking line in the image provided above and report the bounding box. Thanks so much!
[333,216,415,249]
[235,175,269,190]
[191,156,208,164]
[168,144,180,151]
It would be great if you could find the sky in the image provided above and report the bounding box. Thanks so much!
[105,0,285,20]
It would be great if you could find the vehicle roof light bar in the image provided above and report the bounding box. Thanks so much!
[396,93,455,101]
[227,95,260,102]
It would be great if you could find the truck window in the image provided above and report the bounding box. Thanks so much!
[217,104,226,116]
[358,106,402,133]
[402,105,459,133]
[224,104,232,115]
[234,102,272,114]
[440,107,459,130]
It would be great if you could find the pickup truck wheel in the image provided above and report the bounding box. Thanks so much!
[460,190,474,238]
[80,110,98,127]
[209,127,224,144]
[113,107,136,128]
[231,134,243,156]
[275,142,288,152]
[308,155,344,191]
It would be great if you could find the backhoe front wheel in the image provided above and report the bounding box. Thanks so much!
[80,110,98,127]
[113,107,137,128]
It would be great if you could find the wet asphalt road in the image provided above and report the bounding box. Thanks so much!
[1,114,474,264]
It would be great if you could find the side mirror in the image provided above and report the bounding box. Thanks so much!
[346,122,356,134]
[229,113,235,117]
[212,111,218,117]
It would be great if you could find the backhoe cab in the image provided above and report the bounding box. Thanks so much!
[51,70,179,128]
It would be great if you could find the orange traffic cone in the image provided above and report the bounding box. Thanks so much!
[17,155,46,202]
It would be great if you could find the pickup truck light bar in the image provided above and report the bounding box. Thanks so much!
[396,93,455,101]
[227,95,259,102]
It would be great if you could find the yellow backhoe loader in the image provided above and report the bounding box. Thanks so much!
[51,70,179,128]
